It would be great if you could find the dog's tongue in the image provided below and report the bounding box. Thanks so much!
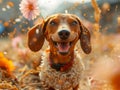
[57,42,70,53]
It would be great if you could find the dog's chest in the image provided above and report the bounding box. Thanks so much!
[39,51,83,90]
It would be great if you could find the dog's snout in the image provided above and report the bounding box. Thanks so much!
[58,30,70,40]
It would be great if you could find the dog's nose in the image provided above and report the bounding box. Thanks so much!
[58,30,70,40]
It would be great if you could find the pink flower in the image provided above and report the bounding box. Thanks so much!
[19,0,40,20]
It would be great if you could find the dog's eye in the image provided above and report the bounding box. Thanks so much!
[71,21,78,25]
[50,21,57,26]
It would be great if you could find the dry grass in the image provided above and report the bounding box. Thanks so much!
[0,33,120,90]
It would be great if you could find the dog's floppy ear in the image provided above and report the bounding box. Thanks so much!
[28,21,45,52]
[75,16,91,54]
[80,23,91,54]
[28,17,52,52]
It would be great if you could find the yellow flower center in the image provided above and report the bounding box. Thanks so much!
[28,4,34,10]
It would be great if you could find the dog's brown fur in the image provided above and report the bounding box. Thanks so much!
[28,13,91,90]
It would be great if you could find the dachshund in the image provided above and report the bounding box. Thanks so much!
[28,13,91,90]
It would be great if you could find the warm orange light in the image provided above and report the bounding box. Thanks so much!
[28,4,34,11]
[7,1,14,7]
[0,52,15,73]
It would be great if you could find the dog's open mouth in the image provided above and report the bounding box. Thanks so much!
[53,41,72,55]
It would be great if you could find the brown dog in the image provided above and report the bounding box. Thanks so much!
[28,13,91,90]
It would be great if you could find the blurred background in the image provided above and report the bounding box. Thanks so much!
[0,0,120,90]
[0,0,120,37]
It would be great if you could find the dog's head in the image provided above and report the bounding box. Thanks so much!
[28,14,91,55]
